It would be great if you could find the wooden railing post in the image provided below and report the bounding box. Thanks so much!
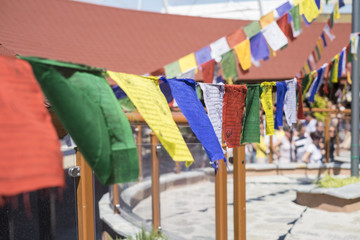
[324,112,330,163]
[150,132,161,231]
[136,125,143,182]
[76,150,95,240]
[175,162,181,174]
[233,145,246,240]
[215,145,227,240]
[269,136,274,163]
[112,185,120,214]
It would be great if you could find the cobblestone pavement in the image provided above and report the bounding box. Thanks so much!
[133,175,360,240]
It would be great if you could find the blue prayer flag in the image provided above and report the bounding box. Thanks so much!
[195,46,212,66]
[309,67,324,102]
[164,78,225,168]
[275,82,287,130]
[250,32,270,61]
[276,1,292,17]
[339,0,345,8]
[112,85,127,99]
[321,32,327,47]
[315,0,321,9]
[338,50,344,78]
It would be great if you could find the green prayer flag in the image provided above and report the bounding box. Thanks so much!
[330,12,334,28]
[164,61,181,78]
[329,59,335,88]
[196,85,202,100]
[289,5,302,33]
[241,84,260,144]
[119,96,137,112]
[220,50,238,80]
[347,43,353,63]
[24,57,138,185]
[301,74,310,98]
[69,72,139,184]
[243,21,261,38]
[315,45,321,60]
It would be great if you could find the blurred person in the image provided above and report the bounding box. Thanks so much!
[252,122,269,163]
[303,112,317,133]
[294,123,311,162]
[273,125,295,163]
[329,125,336,162]
[302,132,324,164]
[315,121,325,151]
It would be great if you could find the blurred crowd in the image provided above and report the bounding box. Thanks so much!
[245,101,351,164]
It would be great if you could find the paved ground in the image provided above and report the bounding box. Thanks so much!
[133,175,360,240]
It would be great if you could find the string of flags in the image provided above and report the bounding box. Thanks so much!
[151,0,345,83]
[300,0,343,75]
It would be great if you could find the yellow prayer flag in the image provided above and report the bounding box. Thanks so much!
[107,71,194,167]
[304,62,310,74]
[260,82,276,136]
[332,54,339,83]
[179,53,197,73]
[334,2,340,20]
[317,39,324,53]
[234,39,251,71]
[302,0,319,23]
[260,11,274,28]
[347,70,352,84]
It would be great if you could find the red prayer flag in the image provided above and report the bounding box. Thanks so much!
[151,67,165,76]
[323,61,332,94]
[276,13,294,41]
[201,59,215,83]
[0,56,64,197]
[226,29,246,48]
[222,85,247,148]
[297,78,305,120]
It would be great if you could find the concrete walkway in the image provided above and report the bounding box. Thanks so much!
[133,175,360,240]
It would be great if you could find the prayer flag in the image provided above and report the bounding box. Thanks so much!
[178,67,196,79]
[308,54,316,70]
[260,82,276,135]
[302,0,319,23]
[166,78,225,167]
[350,33,359,55]
[331,54,340,83]
[277,13,293,40]
[260,11,274,28]
[234,39,252,71]
[0,56,64,196]
[25,58,114,185]
[289,5,302,38]
[108,72,194,167]
[334,2,340,20]
[210,37,231,62]
[275,81,287,130]
[276,1,292,17]
[195,46,212,65]
[226,29,246,48]
[323,24,336,41]
[308,66,325,102]
[223,85,247,148]
[243,21,261,38]
[221,50,238,80]
[317,38,324,53]
[315,0,321,10]
[284,78,297,127]
[262,22,288,51]
[293,0,304,14]
[241,84,260,144]
[250,32,270,61]
[338,48,345,77]
[296,78,306,120]
[339,0,345,8]
[69,72,139,183]
[179,53,197,73]
[321,32,327,47]
[315,45,321,60]
[301,74,310,97]
[199,83,225,145]
[165,61,181,78]
[151,68,165,77]
[201,59,216,83]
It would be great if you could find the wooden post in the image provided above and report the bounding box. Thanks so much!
[215,144,227,240]
[324,112,330,163]
[175,162,181,174]
[269,136,273,163]
[150,132,161,231]
[136,125,143,182]
[76,150,95,240]
[336,127,340,156]
[233,145,246,240]
[112,185,120,214]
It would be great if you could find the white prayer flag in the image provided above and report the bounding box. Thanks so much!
[199,83,225,146]
[210,37,230,62]
[350,33,359,54]
[178,67,196,79]
[323,24,336,42]
[262,22,288,51]
[284,78,297,127]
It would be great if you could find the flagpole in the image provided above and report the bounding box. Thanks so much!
[351,0,359,177]
[257,0,264,17]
